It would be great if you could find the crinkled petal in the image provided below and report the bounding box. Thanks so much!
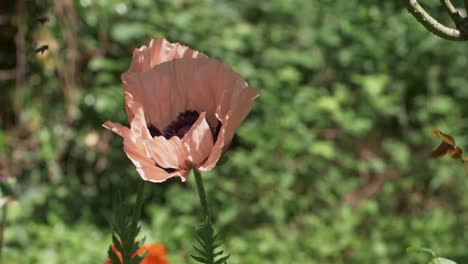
[122,62,187,130]
[102,120,188,182]
[113,38,258,175]
[122,38,206,123]
[220,85,259,144]
[145,136,188,170]
[135,165,189,183]
[198,125,227,172]
[199,85,258,171]
[127,38,207,73]
[123,58,255,130]
[124,140,187,183]
[125,93,153,142]
[181,112,214,168]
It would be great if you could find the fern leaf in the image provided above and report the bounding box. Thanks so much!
[191,221,230,264]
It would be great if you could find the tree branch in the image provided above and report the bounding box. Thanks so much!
[402,0,466,40]
[440,0,463,25]
[465,0,468,15]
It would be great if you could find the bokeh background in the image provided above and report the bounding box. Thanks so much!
[1,0,468,263]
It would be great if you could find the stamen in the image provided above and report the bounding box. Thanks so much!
[163,110,200,139]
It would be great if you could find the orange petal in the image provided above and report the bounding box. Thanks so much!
[181,112,214,168]
[107,242,169,264]
[137,243,169,264]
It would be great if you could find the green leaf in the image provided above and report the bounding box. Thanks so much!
[430,258,457,264]
[192,221,230,264]
[107,245,121,264]
[406,246,435,255]
[107,183,146,264]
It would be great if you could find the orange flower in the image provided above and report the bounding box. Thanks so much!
[103,38,258,182]
[106,242,169,264]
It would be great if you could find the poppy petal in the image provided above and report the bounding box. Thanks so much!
[146,136,187,170]
[103,121,187,182]
[200,85,258,171]
[182,112,214,168]
[122,63,187,130]
[220,84,259,143]
[127,38,207,74]
[125,93,153,141]
[122,38,206,123]
[123,58,257,136]
[107,38,258,180]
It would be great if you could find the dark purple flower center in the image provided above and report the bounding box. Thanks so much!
[146,110,222,142]
[147,124,162,137]
[146,110,221,173]
[163,110,200,139]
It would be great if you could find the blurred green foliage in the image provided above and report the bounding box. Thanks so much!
[1,0,468,263]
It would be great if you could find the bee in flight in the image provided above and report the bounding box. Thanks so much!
[34,44,49,54]
[37,16,49,25]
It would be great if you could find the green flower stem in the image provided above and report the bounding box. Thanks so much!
[132,180,145,228]
[193,169,211,223]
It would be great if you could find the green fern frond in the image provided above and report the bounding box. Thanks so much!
[107,182,146,264]
[191,218,230,264]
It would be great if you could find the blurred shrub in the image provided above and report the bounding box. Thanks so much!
[2,0,468,263]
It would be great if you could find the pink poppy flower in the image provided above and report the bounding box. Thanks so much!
[103,38,258,183]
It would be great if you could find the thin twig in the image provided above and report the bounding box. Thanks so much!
[465,0,468,15]
[402,0,466,40]
[440,0,463,25]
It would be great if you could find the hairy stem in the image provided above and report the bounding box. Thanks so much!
[193,169,211,223]
[402,0,464,40]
